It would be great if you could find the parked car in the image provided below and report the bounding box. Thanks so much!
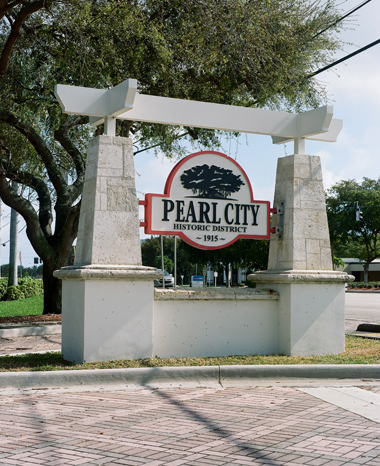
[154,270,174,288]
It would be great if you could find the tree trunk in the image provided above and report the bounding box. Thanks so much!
[232,267,238,286]
[363,262,370,284]
[42,257,63,314]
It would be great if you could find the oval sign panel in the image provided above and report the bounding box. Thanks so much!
[143,151,270,250]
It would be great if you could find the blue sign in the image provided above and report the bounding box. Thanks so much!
[192,275,203,281]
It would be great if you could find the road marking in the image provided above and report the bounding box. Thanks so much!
[300,387,380,423]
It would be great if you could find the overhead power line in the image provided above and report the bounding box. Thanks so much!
[312,0,373,39]
[1,224,26,247]
[309,38,380,77]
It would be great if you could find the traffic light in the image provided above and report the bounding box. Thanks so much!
[355,205,363,221]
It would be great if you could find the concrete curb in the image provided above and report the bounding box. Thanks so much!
[346,290,380,293]
[0,325,61,338]
[0,366,219,390]
[220,364,380,383]
[0,364,379,391]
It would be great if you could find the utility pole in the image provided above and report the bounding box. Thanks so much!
[8,183,19,287]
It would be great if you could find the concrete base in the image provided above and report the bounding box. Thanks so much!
[250,270,352,356]
[55,265,161,363]
[153,288,279,358]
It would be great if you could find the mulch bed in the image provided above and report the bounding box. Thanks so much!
[0,314,61,324]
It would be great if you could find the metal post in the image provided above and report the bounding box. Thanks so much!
[160,235,165,289]
[174,236,177,288]
[294,137,305,155]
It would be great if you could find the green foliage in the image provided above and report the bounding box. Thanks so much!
[4,286,25,301]
[347,282,380,289]
[1,0,349,165]
[0,278,7,300]
[180,238,270,274]
[333,256,345,268]
[326,178,380,282]
[153,255,174,273]
[18,278,44,298]
[1,279,43,301]
[0,264,42,279]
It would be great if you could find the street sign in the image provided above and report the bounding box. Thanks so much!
[142,151,270,249]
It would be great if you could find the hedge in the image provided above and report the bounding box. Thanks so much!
[347,281,380,289]
[0,277,44,301]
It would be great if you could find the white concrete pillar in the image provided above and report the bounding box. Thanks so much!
[249,153,353,356]
[54,136,160,363]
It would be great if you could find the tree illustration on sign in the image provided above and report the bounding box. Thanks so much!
[180,164,245,199]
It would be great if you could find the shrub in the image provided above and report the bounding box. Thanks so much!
[4,286,25,301]
[0,278,8,299]
[0,278,43,301]
[19,278,44,298]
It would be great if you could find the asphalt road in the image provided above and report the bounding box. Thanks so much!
[345,292,380,322]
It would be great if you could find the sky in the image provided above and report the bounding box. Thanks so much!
[2,0,380,268]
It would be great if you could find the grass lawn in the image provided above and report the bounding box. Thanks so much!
[0,295,43,318]
[0,335,379,372]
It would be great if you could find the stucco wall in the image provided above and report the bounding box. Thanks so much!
[153,288,279,358]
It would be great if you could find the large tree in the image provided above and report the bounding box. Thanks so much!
[0,0,347,313]
[326,178,380,283]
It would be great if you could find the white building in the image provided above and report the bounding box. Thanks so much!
[342,258,380,282]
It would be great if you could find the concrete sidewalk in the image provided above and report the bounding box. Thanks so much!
[0,333,61,356]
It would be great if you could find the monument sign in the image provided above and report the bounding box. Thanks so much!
[53,78,353,363]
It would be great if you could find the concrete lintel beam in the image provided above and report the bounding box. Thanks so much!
[117,94,336,139]
[272,119,343,145]
[54,79,340,141]
[54,79,137,118]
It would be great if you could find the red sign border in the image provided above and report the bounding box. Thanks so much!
[143,151,271,250]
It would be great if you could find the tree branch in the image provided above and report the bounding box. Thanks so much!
[134,131,190,156]
[54,114,87,199]
[0,0,52,76]
[0,168,53,260]
[0,106,67,195]
[0,149,53,238]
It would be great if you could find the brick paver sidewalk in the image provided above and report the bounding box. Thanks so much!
[0,385,380,465]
